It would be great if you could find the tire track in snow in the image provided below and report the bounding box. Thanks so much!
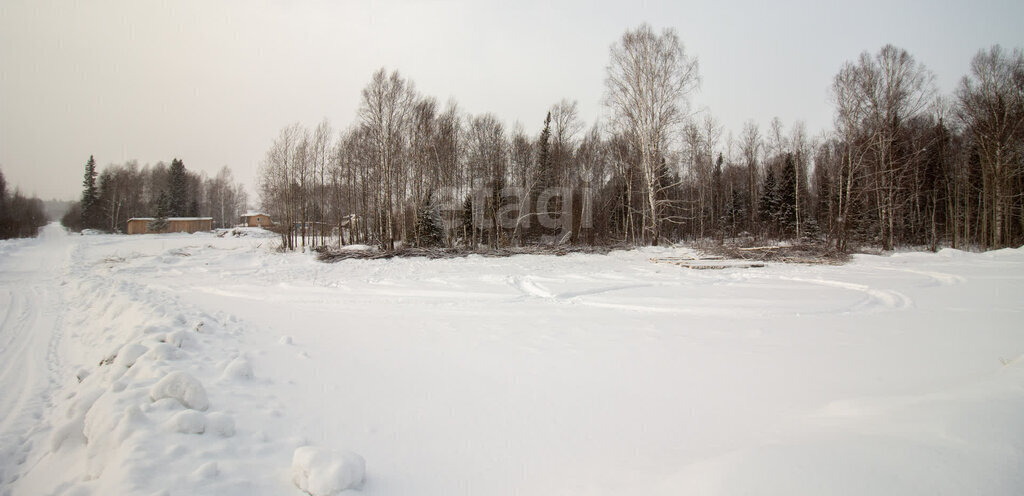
[875,267,966,286]
[777,276,913,312]
[0,225,71,485]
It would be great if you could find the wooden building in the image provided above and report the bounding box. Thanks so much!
[126,217,214,234]
[240,212,273,228]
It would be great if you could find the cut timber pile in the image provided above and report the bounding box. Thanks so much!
[317,245,615,263]
[705,242,849,265]
[650,256,765,270]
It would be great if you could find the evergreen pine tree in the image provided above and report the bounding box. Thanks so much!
[758,165,779,234]
[461,194,475,247]
[777,153,798,236]
[80,155,99,230]
[528,112,554,242]
[415,190,445,247]
[168,158,187,217]
[150,190,170,232]
[537,112,552,187]
[0,169,8,231]
[725,187,747,236]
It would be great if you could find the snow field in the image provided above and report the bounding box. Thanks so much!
[2,226,1024,495]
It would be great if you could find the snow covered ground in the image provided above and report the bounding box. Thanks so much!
[2,223,1023,495]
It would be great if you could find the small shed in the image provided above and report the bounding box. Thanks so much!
[126,217,214,234]
[241,212,273,228]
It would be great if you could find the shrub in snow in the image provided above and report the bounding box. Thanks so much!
[168,410,206,434]
[149,371,209,411]
[292,446,365,495]
[206,412,235,437]
[220,357,253,381]
[113,343,148,368]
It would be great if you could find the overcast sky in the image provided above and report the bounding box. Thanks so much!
[2,0,1022,201]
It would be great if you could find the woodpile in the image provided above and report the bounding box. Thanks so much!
[649,256,764,270]
[316,245,616,263]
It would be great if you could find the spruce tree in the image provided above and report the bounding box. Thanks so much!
[461,194,475,247]
[415,190,445,247]
[758,165,779,234]
[777,153,798,236]
[80,155,99,229]
[168,158,187,217]
[537,112,553,187]
[150,190,170,232]
[528,112,554,242]
[726,187,746,236]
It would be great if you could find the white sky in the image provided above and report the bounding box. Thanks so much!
[2,0,1022,201]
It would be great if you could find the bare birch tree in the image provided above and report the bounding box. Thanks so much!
[358,68,416,250]
[604,24,699,245]
[956,45,1024,248]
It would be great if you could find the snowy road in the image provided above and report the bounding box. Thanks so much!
[0,225,71,477]
[2,227,1024,495]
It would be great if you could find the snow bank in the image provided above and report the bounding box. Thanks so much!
[292,446,366,495]
[149,371,209,411]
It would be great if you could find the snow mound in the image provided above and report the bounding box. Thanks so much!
[221,357,254,381]
[167,410,206,434]
[291,446,366,495]
[165,329,194,349]
[206,412,236,437]
[149,371,209,411]
[49,416,87,451]
[112,343,148,368]
[143,343,180,362]
[193,461,219,479]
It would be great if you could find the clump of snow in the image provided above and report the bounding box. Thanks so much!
[112,343,148,368]
[206,412,236,437]
[165,329,194,349]
[193,461,219,479]
[220,357,254,381]
[149,371,209,411]
[167,410,206,434]
[337,244,376,252]
[279,335,293,345]
[291,447,366,496]
[143,343,180,362]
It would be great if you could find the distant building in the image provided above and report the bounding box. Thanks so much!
[126,217,214,234]
[240,212,273,228]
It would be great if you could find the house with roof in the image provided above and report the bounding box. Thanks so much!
[240,212,273,228]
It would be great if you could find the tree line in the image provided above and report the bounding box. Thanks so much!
[63,156,248,232]
[259,25,1024,252]
[0,168,49,239]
